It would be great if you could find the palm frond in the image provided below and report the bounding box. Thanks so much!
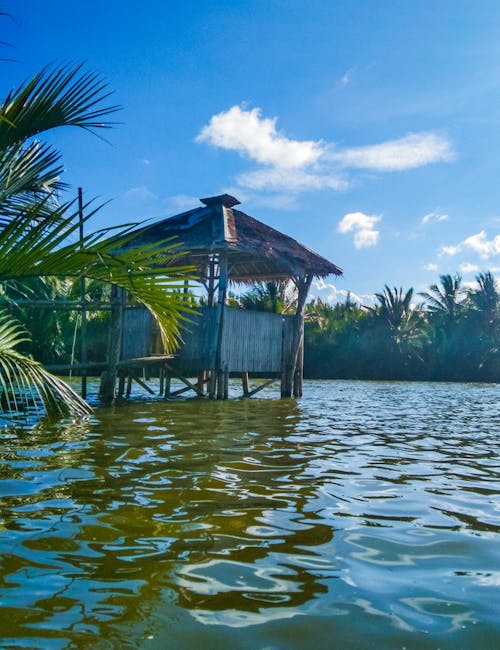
[0,140,64,218]
[0,312,91,419]
[0,202,195,352]
[0,64,119,150]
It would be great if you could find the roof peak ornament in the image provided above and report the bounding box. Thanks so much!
[200,194,241,208]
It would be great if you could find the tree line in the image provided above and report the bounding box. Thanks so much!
[303,273,499,382]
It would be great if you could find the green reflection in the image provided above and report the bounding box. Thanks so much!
[0,380,499,648]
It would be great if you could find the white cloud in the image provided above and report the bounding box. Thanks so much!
[459,262,480,274]
[139,158,151,166]
[338,212,381,249]
[421,211,449,225]
[440,244,460,256]
[238,167,347,192]
[329,132,454,171]
[311,279,376,307]
[166,194,201,211]
[123,185,157,201]
[338,68,353,87]
[196,105,321,169]
[440,230,500,259]
[196,105,455,198]
[463,231,500,258]
[424,263,438,271]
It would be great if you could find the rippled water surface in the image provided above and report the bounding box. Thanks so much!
[0,380,499,649]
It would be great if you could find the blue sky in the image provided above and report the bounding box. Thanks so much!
[3,1,500,303]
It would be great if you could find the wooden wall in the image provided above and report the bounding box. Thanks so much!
[122,306,294,376]
[122,308,154,359]
[179,307,294,375]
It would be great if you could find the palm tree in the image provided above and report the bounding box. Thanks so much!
[238,281,296,314]
[419,274,467,379]
[369,286,428,378]
[420,273,464,333]
[469,271,498,322]
[465,271,499,380]
[0,65,192,420]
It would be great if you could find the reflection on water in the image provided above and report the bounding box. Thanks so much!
[0,380,498,649]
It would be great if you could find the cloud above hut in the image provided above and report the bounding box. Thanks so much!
[197,105,454,196]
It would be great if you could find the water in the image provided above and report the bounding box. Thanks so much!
[0,380,498,649]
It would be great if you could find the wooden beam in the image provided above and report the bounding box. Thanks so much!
[162,362,206,398]
[132,375,156,395]
[45,362,108,372]
[245,377,278,398]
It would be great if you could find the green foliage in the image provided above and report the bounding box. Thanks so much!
[0,313,90,419]
[232,281,297,314]
[0,59,193,421]
[305,274,499,382]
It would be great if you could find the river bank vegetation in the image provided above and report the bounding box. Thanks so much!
[303,273,499,383]
[9,271,498,386]
[0,63,192,419]
[227,273,499,383]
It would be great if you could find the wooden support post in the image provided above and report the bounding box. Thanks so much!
[210,252,228,399]
[281,275,312,398]
[216,369,223,400]
[197,371,205,395]
[246,377,279,398]
[159,367,164,396]
[117,372,125,398]
[223,365,229,400]
[242,371,250,396]
[207,257,216,307]
[99,285,125,404]
[78,188,88,399]
[133,375,155,395]
[208,370,216,399]
[163,374,171,397]
[293,336,304,398]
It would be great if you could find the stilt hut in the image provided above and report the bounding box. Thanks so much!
[102,194,342,401]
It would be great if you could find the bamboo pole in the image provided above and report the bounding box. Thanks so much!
[209,252,228,398]
[242,371,250,396]
[223,364,229,400]
[99,285,125,404]
[245,377,278,398]
[293,336,304,398]
[78,188,88,398]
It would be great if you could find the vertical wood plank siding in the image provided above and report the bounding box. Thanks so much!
[219,309,285,372]
[122,306,294,375]
[122,309,154,359]
[178,308,217,374]
[180,307,294,374]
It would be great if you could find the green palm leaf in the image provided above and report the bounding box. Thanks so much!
[0,58,193,422]
[0,65,118,213]
[0,65,118,149]
[0,312,91,419]
[0,201,195,353]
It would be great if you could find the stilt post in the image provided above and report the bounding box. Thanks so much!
[242,371,250,396]
[281,274,312,398]
[78,188,88,398]
[99,285,125,404]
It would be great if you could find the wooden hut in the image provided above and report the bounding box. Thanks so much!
[101,194,342,401]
